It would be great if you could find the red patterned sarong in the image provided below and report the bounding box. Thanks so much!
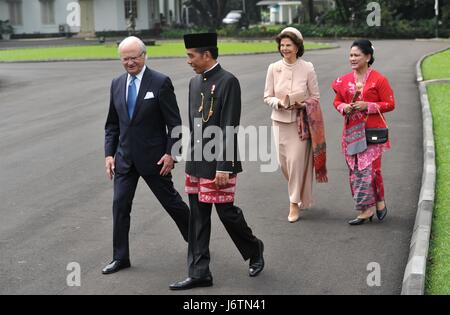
[185,175,237,204]
[349,156,384,211]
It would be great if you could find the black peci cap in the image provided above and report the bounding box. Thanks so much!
[184,33,217,49]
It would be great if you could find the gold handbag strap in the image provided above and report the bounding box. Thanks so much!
[375,106,388,128]
[365,104,388,128]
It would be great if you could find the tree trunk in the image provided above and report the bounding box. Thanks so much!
[308,0,314,23]
[185,0,212,26]
[185,0,228,27]
[335,0,349,22]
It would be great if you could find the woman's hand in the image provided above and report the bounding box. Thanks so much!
[352,101,369,112]
[278,100,293,110]
[344,104,353,114]
[291,101,306,110]
[283,101,306,110]
[277,100,287,110]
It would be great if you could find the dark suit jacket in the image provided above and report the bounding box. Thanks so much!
[185,64,243,179]
[105,67,182,175]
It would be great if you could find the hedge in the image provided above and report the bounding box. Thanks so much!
[161,20,450,40]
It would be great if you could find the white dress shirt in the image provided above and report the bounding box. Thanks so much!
[126,65,147,102]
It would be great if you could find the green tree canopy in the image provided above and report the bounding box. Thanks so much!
[331,0,448,26]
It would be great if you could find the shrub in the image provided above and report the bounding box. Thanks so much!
[159,20,449,40]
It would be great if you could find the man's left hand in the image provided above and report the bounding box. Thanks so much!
[214,172,230,188]
[157,154,174,176]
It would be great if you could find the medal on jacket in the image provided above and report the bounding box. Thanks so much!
[198,93,204,113]
[198,84,216,123]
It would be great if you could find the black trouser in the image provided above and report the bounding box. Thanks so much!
[112,167,189,261]
[187,194,259,278]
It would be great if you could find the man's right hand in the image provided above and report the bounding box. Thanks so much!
[105,156,115,180]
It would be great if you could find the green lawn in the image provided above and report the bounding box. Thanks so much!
[425,83,450,295]
[421,48,450,81]
[0,41,332,62]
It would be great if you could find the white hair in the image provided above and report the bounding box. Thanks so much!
[118,36,147,55]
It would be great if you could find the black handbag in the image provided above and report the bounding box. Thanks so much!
[366,128,388,144]
[366,107,389,144]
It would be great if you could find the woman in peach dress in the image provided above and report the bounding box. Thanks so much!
[264,27,328,223]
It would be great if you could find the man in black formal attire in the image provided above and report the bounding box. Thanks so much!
[169,33,264,290]
[102,36,189,275]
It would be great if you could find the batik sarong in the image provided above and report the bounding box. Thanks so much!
[349,157,384,211]
[185,174,237,204]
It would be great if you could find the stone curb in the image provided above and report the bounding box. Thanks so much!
[401,48,450,295]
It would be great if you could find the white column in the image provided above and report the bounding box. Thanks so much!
[176,0,181,24]
[279,5,283,24]
[288,6,292,24]
[0,0,9,20]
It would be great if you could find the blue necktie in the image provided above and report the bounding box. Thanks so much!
[127,76,137,119]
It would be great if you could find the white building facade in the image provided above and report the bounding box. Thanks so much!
[257,0,335,24]
[0,0,77,34]
[159,0,184,25]
[0,0,183,36]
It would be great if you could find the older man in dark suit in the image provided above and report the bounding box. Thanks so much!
[103,36,189,275]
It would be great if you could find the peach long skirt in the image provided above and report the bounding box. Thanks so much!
[273,120,313,208]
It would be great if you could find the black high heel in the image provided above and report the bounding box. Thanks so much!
[348,214,374,225]
[376,206,388,221]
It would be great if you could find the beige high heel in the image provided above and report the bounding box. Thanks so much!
[288,203,300,223]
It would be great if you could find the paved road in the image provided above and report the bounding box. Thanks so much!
[0,40,448,295]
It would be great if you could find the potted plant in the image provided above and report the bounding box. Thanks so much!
[0,20,14,40]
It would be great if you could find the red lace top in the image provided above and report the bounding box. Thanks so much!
[332,69,395,170]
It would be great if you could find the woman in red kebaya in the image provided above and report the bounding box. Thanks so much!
[332,39,395,225]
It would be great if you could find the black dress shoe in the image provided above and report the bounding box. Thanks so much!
[249,239,264,277]
[102,260,131,275]
[169,276,213,290]
[348,215,374,225]
[376,207,388,221]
